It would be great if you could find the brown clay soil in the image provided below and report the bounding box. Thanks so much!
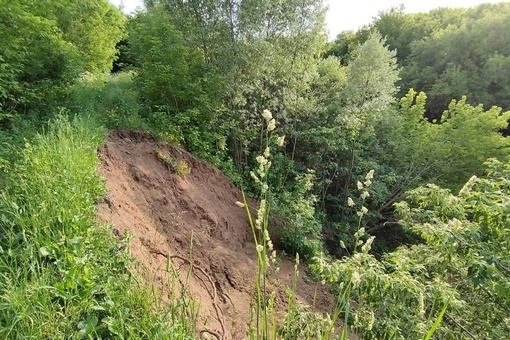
[97,130,349,339]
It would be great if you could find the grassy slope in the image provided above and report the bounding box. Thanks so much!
[0,114,194,338]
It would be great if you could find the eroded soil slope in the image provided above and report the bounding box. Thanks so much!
[97,131,337,339]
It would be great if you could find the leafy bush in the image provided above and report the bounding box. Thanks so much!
[313,160,510,339]
[0,0,125,115]
[273,170,324,260]
[68,72,147,130]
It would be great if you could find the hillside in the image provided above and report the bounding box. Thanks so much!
[97,130,341,338]
[2,0,510,337]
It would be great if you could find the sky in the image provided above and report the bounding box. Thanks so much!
[109,0,509,39]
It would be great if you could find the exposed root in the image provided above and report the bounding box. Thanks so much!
[199,328,222,339]
[150,250,227,339]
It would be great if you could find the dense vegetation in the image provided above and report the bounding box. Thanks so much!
[1,0,509,338]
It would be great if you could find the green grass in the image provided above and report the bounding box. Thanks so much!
[0,114,195,339]
[69,72,149,131]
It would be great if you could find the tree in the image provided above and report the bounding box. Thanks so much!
[399,3,510,119]
[128,4,227,157]
[336,31,399,216]
[370,89,510,224]
[0,0,126,115]
[37,0,127,73]
[324,30,359,65]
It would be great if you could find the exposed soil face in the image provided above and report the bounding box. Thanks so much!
[97,130,341,339]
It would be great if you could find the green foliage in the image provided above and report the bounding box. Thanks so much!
[401,3,510,116]
[0,115,195,338]
[68,71,147,130]
[339,31,399,133]
[307,32,400,246]
[328,3,510,122]
[0,0,126,115]
[155,146,192,176]
[273,170,324,260]
[31,0,127,74]
[0,2,79,113]
[395,90,510,191]
[313,159,510,339]
[127,4,228,159]
[278,258,338,339]
[324,30,360,65]
[128,8,195,112]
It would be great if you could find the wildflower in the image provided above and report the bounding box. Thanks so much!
[357,206,368,217]
[365,170,374,180]
[256,245,264,253]
[258,163,266,178]
[366,311,375,331]
[250,171,261,184]
[267,118,276,131]
[361,236,375,253]
[267,240,273,252]
[264,229,270,240]
[347,197,355,207]
[357,181,363,190]
[364,179,372,187]
[276,135,285,147]
[449,218,462,230]
[360,190,369,199]
[259,199,266,215]
[256,155,267,165]
[256,200,267,229]
[354,227,366,239]
[264,147,270,158]
[235,201,245,208]
[459,175,478,196]
[351,271,361,287]
[262,109,273,122]
[418,292,425,317]
[261,183,269,194]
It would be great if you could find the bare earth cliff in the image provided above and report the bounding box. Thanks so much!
[97,131,338,339]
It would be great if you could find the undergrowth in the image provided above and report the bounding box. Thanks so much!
[0,74,452,339]
[239,110,345,339]
[0,114,195,338]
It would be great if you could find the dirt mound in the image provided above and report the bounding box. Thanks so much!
[97,130,339,339]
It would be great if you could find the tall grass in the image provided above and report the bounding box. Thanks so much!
[0,114,195,338]
[68,72,149,130]
[239,110,344,339]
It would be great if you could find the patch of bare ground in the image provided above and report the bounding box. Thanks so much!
[97,130,353,339]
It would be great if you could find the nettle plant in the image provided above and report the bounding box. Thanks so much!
[312,158,510,339]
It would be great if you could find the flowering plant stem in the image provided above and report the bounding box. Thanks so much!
[240,109,280,339]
